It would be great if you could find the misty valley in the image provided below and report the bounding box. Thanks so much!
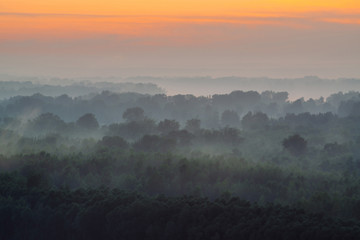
[1,79,360,239]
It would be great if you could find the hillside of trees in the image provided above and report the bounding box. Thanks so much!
[0,77,164,99]
[1,82,360,239]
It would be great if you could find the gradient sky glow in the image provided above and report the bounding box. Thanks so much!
[1,0,360,78]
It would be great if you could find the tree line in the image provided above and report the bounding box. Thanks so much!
[1,88,360,239]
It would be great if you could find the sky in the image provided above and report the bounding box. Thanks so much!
[1,0,360,78]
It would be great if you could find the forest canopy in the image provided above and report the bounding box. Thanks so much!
[1,80,360,239]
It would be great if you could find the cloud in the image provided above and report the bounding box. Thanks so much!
[1,11,358,42]
[0,12,326,43]
[1,10,359,78]
[322,18,360,25]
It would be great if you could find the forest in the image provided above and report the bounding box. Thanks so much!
[1,80,360,239]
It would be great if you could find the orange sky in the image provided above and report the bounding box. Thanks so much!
[2,0,360,15]
[1,0,359,78]
[1,0,359,40]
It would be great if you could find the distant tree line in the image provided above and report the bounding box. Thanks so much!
[1,89,359,125]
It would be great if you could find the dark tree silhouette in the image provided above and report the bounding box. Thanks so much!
[221,110,240,127]
[123,107,145,122]
[134,135,176,152]
[76,113,99,130]
[158,119,180,135]
[241,111,269,129]
[31,112,66,133]
[282,134,307,156]
[98,136,129,149]
[185,118,201,133]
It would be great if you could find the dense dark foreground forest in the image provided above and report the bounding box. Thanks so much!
[2,81,360,239]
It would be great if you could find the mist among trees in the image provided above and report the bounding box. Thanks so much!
[1,78,360,239]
